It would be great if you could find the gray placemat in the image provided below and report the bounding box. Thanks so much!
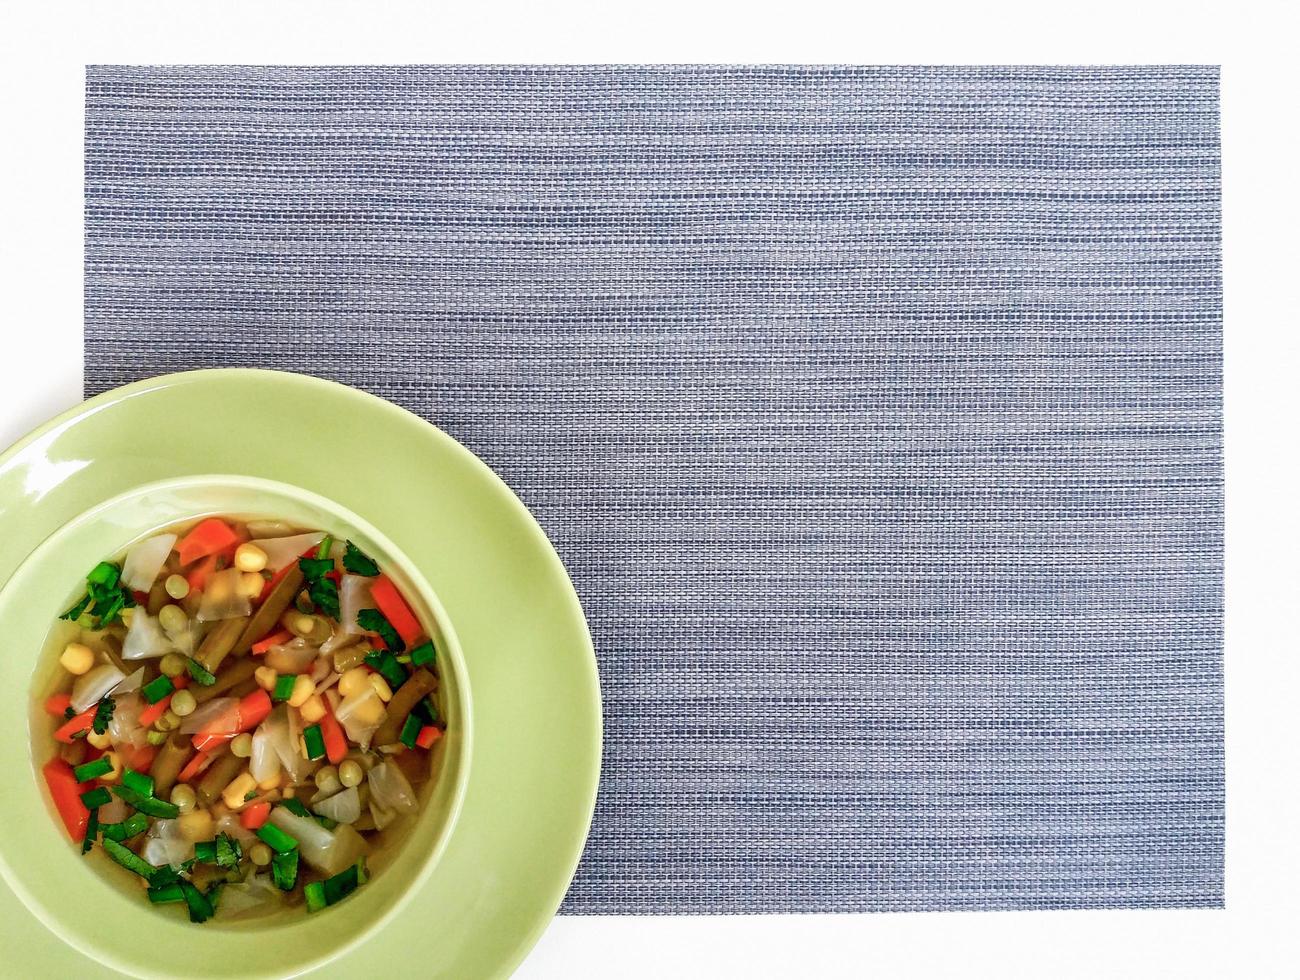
[84,65,1222,914]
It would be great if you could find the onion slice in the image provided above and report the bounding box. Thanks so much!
[120,533,177,592]
[248,532,325,572]
[71,663,126,712]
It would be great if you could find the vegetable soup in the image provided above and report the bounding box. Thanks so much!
[37,516,446,923]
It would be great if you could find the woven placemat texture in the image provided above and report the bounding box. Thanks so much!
[84,65,1222,914]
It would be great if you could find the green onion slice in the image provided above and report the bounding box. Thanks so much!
[73,757,113,783]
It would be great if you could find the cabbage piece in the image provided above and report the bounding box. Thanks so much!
[265,638,318,674]
[334,688,386,750]
[109,666,145,696]
[216,880,276,919]
[71,664,126,712]
[367,761,418,815]
[248,724,282,784]
[248,532,325,573]
[142,819,196,868]
[196,568,252,622]
[108,692,148,748]
[122,609,175,660]
[120,533,177,592]
[214,813,258,849]
[179,696,239,734]
[369,800,396,831]
[216,873,281,919]
[264,705,313,782]
[338,575,376,636]
[311,786,361,825]
[265,809,369,877]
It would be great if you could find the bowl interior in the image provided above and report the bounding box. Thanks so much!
[0,475,470,980]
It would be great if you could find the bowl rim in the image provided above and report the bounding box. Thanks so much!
[0,471,473,977]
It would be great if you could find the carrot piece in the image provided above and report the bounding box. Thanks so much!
[120,743,157,773]
[177,518,241,567]
[54,707,97,744]
[43,758,91,841]
[137,675,189,728]
[369,576,422,647]
[415,725,442,750]
[44,692,72,717]
[239,801,272,830]
[186,554,219,592]
[319,708,347,765]
[250,628,292,655]
[177,750,213,783]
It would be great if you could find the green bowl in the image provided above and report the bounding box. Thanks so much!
[0,475,472,978]
[0,369,602,980]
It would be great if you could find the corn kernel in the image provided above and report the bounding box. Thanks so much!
[234,543,268,573]
[254,666,278,691]
[100,751,124,783]
[86,730,113,750]
[238,571,265,598]
[368,673,393,702]
[338,667,369,699]
[249,843,272,866]
[221,771,258,810]
[257,776,281,791]
[299,694,326,723]
[60,643,95,675]
[177,808,213,841]
[350,691,385,726]
[288,674,316,707]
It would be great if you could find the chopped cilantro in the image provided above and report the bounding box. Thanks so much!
[297,556,334,580]
[342,541,379,576]
[356,608,404,653]
[309,576,340,619]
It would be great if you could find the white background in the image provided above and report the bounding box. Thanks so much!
[1,2,1297,977]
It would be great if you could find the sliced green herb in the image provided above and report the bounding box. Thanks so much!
[120,768,154,798]
[214,833,242,870]
[413,696,439,726]
[304,880,327,912]
[322,859,365,905]
[91,696,116,735]
[303,724,326,761]
[256,823,297,854]
[316,815,338,831]
[59,594,93,623]
[79,786,112,809]
[271,846,299,891]
[193,840,217,864]
[186,657,217,686]
[408,640,436,667]
[111,784,180,818]
[73,757,113,783]
[101,837,157,880]
[364,649,407,691]
[63,705,77,720]
[316,535,333,560]
[341,541,379,577]
[399,713,423,750]
[82,807,99,854]
[102,812,149,841]
[298,556,334,581]
[308,576,340,619]
[356,608,404,653]
[180,880,215,923]
[147,882,185,904]
[272,673,297,702]
[141,674,174,705]
[278,798,311,819]
[147,859,194,890]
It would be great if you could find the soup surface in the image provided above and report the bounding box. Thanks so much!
[37,516,445,922]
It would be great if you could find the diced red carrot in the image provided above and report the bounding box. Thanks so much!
[239,801,272,830]
[415,725,442,750]
[119,743,157,773]
[326,569,342,586]
[44,692,72,716]
[186,554,219,592]
[132,590,150,606]
[177,750,213,783]
[137,675,189,727]
[319,708,347,765]
[369,575,423,647]
[251,628,292,655]
[177,518,241,567]
[43,758,90,841]
[54,707,97,743]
